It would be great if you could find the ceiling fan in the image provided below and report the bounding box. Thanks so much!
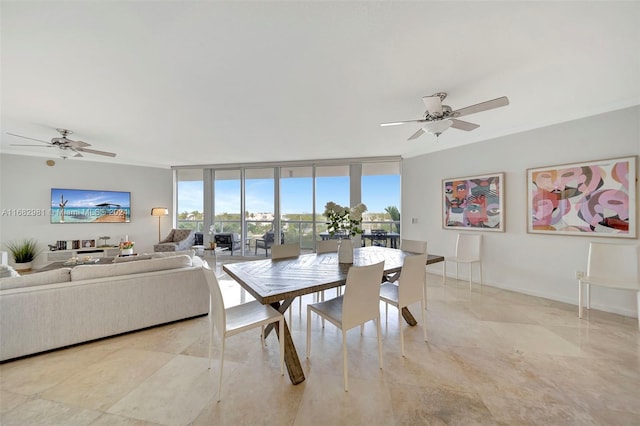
[7,128,116,158]
[380,92,509,140]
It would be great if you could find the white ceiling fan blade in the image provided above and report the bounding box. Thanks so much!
[68,140,91,148]
[76,147,116,157]
[11,143,55,147]
[7,132,50,144]
[450,119,480,131]
[422,95,443,115]
[407,128,425,140]
[452,96,509,118]
[380,119,425,127]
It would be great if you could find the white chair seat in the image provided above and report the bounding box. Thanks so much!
[225,301,283,335]
[307,296,344,327]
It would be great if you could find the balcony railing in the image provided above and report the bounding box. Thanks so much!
[177,219,400,254]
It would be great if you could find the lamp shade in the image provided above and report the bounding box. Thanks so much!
[151,207,169,216]
[423,119,453,136]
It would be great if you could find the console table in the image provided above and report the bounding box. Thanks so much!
[46,247,120,262]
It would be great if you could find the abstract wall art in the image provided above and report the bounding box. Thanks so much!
[527,156,637,238]
[443,172,504,231]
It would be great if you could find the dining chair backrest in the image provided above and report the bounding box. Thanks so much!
[202,265,225,340]
[400,239,427,254]
[341,261,384,330]
[456,234,482,262]
[316,239,339,254]
[271,243,301,259]
[587,242,639,283]
[398,253,428,307]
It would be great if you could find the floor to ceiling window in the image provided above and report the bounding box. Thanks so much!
[213,169,241,235]
[174,158,400,256]
[280,166,314,250]
[176,169,203,232]
[361,162,401,233]
[245,168,275,253]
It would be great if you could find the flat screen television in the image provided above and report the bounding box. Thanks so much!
[50,188,131,224]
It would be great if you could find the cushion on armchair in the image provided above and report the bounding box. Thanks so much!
[154,229,196,252]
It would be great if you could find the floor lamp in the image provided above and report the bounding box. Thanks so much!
[151,207,169,242]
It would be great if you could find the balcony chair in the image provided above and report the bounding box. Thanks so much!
[371,229,388,247]
[255,231,284,257]
[380,253,428,356]
[578,242,640,331]
[306,261,385,391]
[203,264,284,402]
[154,229,195,252]
[214,233,242,254]
[443,234,483,289]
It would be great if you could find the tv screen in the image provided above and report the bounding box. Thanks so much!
[51,188,131,224]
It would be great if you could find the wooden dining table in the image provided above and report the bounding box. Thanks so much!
[222,246,444,385]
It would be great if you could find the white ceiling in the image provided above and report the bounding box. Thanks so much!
[2,1,639,169]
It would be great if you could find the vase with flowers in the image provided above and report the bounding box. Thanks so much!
[324,201,367,263]
[119,241,135,256]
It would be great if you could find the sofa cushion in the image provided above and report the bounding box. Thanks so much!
[0,265,19,279]
[151,249,195,259]
[0,268,72,290]
[71,255,193,281]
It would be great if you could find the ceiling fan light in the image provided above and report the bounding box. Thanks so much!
[423,119,453,136]
[422,96,443,115]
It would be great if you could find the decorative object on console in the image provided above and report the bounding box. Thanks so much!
[51,188,131,224]
[5,238,40,272]
[151,207,169,242]
[208,225,216,249]
[527,156,636,238]
[443,172,504,232]
[119,241,135,256]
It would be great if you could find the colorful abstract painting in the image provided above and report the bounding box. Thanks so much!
[527,156,637,238]
[443,172,504,232]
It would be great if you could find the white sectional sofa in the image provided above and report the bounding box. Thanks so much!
[0,252,209,362]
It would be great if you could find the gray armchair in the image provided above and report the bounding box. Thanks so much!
[154,229,195,252]
[255,231,284,257]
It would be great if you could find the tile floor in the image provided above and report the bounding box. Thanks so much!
[1,265,639,426]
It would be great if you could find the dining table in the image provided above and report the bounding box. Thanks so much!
[222,246,444,385]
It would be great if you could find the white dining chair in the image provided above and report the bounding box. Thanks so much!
[203,265,284,402]
[400,239,427,254]
[271,243,302,322]
[306,261,385,391]
[444,234,482,289]
[578,242,640,330]
[380,253,428,356]
[316,239,341,298]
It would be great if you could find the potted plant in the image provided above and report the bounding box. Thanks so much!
[5,238,40,272]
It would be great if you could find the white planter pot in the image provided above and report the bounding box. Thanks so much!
[338,239,353,264]
[121,248,134,256]
[14,261,32,272]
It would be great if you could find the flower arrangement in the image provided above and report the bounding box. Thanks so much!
[324,202,367,237]
[119,241,135,250]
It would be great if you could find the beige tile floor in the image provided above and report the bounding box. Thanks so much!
[1,265,639,426]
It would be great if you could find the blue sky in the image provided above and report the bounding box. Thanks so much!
[178,175,399,214]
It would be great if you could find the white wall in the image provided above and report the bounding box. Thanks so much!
[402,106,640,317]
[0,154,173,268]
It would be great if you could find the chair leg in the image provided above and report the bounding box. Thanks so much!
[208,315,213,367]
[586,283,591,310]
[636,291,640,331]
[578,281,583,319]
[399,309,405,357]
[306,306,312,358]
[342,330,349,391]
[385,302,388,324]
[421,298,427,342]
[455,262,459,281]
[479,261,483,286]
[279,318,285,376]
[260,325,265,347]
[217,339,225,402]
[376,317,383,370]
[443,261,447,285]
